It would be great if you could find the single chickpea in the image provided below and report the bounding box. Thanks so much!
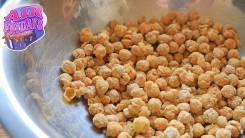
[74,58,87,70]
[154,118,168,131]
[98,65,112,79]
[179,89,193,103]
[174,33,186,45]
[104,104,117,115]
[177,103,190,113]
[219,106,233,120]
[240,56,245,68]
[213,47,224,60]
[192,123,205,137]
[158,56,168,66]
[114,24,127,37]
[168,119,185,135]
[240,117,245,130]
[188,11,199,21]
[151,22,164,34]
[222,25,236,39]
[144,81,160,98]
[199,17,213,27]
[138,106,151,117]
[119,73,130,85]
[113,42,124,53]
[133,116,150,133]
[198,43,210,54]
[160,15,171,25]
[190,98,202,114]
[227,49,240,59]
[158,34,172,44]
[225,120,242,137]
[119,49,131,61]
[214,73,229,87]
[189,20,199,30]
[207,29,218,41]
[203,108,218,124]
[146,69,159,82]
[105,89,120,104]
[163,126,180,138]
[188,52,203,65]
[177,111,192,124]
[136,60,149,72]
[233,106,245,121]
[141,127,155,138]
[145,30,160,44]
[228,96,242,110]
[85,56,95,68]
[131,32,143,44]
[228,58,241,68]
[139,22,152,35]
[61,60,76,74]
[157,43,170,56]
[176,13,188,25]
[73,70,86,81]
[106,122,123,137]
[192,29,200,40]
[216,116,227,128]
[194,115,205,125]
[80,28,93,42]
[166,23,180,35]
[117,132,131,138]
[165,54,174,62]
[135,72,146,88]
[111,64,125,79]
[163,104,178,120]
[165,89,179,103]
[215,128,231,138]
[96,78,109,96]
[88,103,104,116]
[200,93,217,109]
[197,35,209,44]
[123,121,135,136]
[237,87,245,99]
[72,48,85,59]
[92,113,108,128]
[155,78,167,91]
[148,98,162,114]
[146,55,159,68]
[215,35,225,46]
[168,75,181,88]
[181,29,193,40]
[169,41,180,53]
[221,85,236,99]
[205,52,213,62]
[131,43,147,57]
[198,74,211,89]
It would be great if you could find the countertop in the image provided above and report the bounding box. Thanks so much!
[0,123,10,138]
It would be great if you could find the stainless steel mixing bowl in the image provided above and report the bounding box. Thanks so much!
[0,0,245,137]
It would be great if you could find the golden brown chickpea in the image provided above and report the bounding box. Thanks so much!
[160,15,171,25]
[185,40,200,52]
[119,49,131,61]
[193,123,205,137]
[222,24,236,39]
[144,81,160,98]
[215,35,225,46]
[113,42,124,53]
[181,29,193,40]
[188,11,199,21]
[198,74,211,89]
[174,33,186,45]
[136,60,149,72]
[93,113,108,128]
[240,117,245,130]
[214,73,229,87]
[145,30,159,44]
[135,72,146,88]
[147,69,159,82]
[176,13,188,25]
[80,28,93,42]
[213,47,224,60]
[83,44,94,56]
[225,120,242,137]
[200,93,217,109]
[166,23,180,35]
[207,29,218,41]
[151,22,164,34]
[163,104,178,120]
[133,116,150,133]
[158,34,172,44]
[232,106,245,122]
[198,43,210,54]
[165,89,178,103]
[169,41,179,53]
[219,106,233,120]
[213,22,223,33]
[114,24,127,37]
[228,96,242,110]
[216,128,231,138]
[139,22,152,35]
[146,55,158,68]
[221,85,236,98]
[168,75,181,88]
[227,49,240,59]
[237,87,245,99]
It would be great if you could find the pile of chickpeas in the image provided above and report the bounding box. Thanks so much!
[60,11,245,138]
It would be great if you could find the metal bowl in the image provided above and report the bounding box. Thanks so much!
[0,0,245,137]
